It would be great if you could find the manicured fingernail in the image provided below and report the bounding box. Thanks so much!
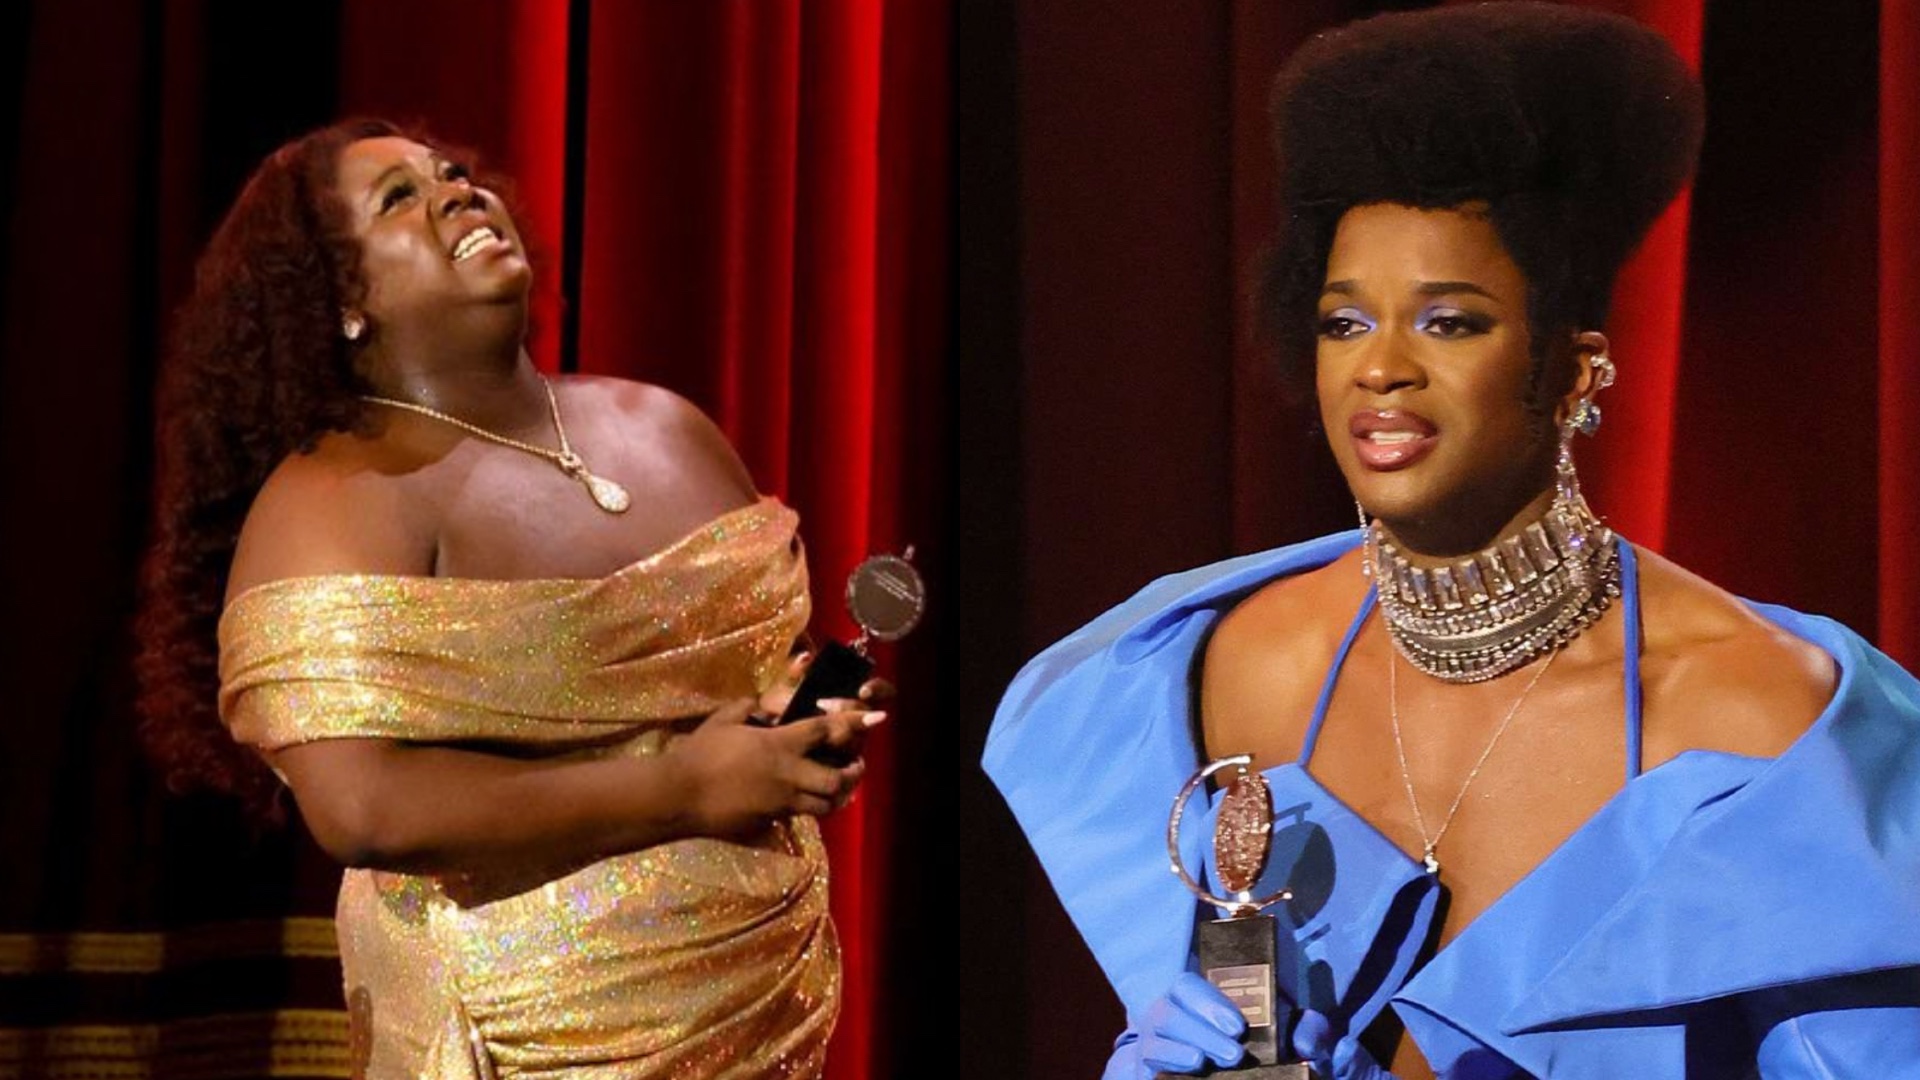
[1208,1040,1247,1067]
[861,711,888,728]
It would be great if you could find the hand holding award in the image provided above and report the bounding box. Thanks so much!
[1164,756,1311,1079]
[776,549,926,739]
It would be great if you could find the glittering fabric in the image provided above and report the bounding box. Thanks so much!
[218,499,838,1080]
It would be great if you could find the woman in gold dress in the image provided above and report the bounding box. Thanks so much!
[136,119,872,1079]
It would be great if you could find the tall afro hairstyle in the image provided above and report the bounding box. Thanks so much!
[1258,2,1704,403]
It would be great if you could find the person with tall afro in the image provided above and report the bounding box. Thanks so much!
[987,5,1920,1078]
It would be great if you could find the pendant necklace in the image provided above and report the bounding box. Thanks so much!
[1388,641,1558,877]
[360,375,631,514]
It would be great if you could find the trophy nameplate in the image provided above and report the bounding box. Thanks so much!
[1162,755,1312,1079]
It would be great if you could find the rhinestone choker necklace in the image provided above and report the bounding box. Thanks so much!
[1362,494,1620,683]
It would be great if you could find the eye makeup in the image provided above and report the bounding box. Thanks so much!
[1317,306,1376,340]
[1415,307,1496,337]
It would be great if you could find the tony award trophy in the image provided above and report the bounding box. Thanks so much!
[1164,755,1310,1079]
[775,549,925,739]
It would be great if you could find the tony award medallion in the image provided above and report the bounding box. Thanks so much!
[1164,755,1310,1079]
[775,548,926,734]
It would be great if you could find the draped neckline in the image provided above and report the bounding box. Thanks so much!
[222,495,786,614]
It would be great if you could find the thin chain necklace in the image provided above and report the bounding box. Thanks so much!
[1388,635,1557,877]
[360,375,631,514]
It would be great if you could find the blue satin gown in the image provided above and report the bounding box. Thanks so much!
[985,533,1920,1078]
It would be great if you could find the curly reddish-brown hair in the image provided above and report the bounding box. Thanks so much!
[135,118,401,819]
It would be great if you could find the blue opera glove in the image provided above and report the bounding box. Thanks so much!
[1102,972,1250,1079]
[1293,1009,1399,1080]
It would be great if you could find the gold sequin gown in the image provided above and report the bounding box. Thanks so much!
[217,500,838,1080]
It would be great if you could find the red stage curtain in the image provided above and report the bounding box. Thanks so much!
[1575,0,1703,552]
[0,3,947,1078]
[569,4,950,1074]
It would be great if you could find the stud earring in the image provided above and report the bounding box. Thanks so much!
[342,311,367,342]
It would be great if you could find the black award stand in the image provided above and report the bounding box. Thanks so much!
[775,641,874,765]
[776,640,875,726]
[1187,915,1306,1078]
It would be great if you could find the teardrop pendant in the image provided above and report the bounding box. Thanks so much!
[583,472,631,514]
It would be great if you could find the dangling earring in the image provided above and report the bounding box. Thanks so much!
[342,311,367,343]
[1557,349,1615,504]
[1553,353,1614,590]
[1553,422,1593,589]
[1570,397,1602,437]
[1356,499,1375,578]
[1568,351,1613,437]
[1555,419,1584,505]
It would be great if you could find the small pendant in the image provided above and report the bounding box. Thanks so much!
[1422,850,1441,876]
[582,473,631,513]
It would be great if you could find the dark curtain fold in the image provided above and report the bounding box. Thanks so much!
[0,3,949,1079]
[1881,0,1920,663]
[952,0,1914,1074]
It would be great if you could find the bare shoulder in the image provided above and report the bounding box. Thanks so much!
[559,375,757,507]
[225,430,439,605]
[1633,545,1836,767]
[566,374,694,426]
[1201,549,1368,768]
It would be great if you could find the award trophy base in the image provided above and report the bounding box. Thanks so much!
[1153,915,1310,1079]
[773,641,873,766]
[776,641,874,726]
